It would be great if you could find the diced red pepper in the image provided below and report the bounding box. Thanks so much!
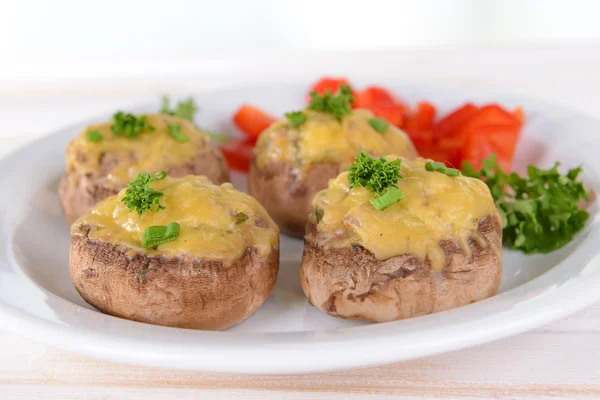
[232,105,276,142]
[460,123,521,171]
[433,103,478,140]
[463,104,522,130]
[513,107,526,125]
[354,86,409,126]
[220,139,255,173]
[403,102,437,151]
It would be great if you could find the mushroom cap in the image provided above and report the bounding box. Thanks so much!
[300,216,502,322]
[59,113,229,224]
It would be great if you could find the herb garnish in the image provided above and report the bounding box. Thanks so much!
[168,124,189,142]
[233,212,249,224]
[160,96,198,122]
[111,112,155,138]
[463,154,590,254]
[425,161,460,177]
[368,118,389,134]
[348,151,404,211]
[315,207,324,223]
[122,171,167,216]
[285,111,307,128]
[141,222,181,248]
[308,85,354,120]
[86,130,103,142]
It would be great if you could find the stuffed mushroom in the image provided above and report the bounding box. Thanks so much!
[301,153,502,322]
[249,88,418,237]
[70,174,279,330]
[59,112,229,224]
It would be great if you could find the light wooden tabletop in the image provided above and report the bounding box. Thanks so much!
[1,47,599,399]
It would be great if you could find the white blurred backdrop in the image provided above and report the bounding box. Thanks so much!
[1,0,600,135]
[2,0,600,57]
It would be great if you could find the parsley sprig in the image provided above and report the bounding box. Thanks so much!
[285,111,307,127]
[122,171,167,217]
[463,155,590,253]
[111,112,155,138]
[349,151,404,211]
[160,96,198,122]
[308,85,354,120]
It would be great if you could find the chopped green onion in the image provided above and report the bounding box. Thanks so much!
[233,212,249,224]
[368,118,389,133]
[168,124,189,142]
[425,161,460,177]
[369,187,405,211]
[285,111,307,128]
[141,222,181,248]
[86,130,103,142]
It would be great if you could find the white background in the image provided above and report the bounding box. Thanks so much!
[1,1,600,398]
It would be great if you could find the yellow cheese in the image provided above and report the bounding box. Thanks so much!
[72,176,280,265]
[65,113,213,187]
[311,157,501,271]
[255,109,417,171]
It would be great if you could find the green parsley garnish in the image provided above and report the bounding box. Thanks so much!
[285,111,307,128]
[463,154,590,254]
[160,96,198,122]
[368,118,389,134]
[86,130,103,142]
[233,212,249,224]
[425,161,460,177]
[141,222,181,249]
[111,112,155,138]
[167,124,189,142]
[121,171,167,216]
[348,151,404,211]
[308,85,354,120]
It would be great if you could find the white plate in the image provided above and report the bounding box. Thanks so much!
[1,83,599,374]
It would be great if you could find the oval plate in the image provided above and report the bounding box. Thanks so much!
[0,83,599,374]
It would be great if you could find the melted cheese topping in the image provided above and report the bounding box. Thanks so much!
[311,157,501,271]
[72,176,279,265]
[65,113,213,187]
[255,109,417,171]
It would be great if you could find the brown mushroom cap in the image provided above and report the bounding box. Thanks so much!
[59,114,230,224]
[300,217,502,322]
[59,149,229,224]
[71,224,279,330]
[249,161,339,237]
[249,110,418,237]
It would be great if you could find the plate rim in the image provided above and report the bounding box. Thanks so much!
[1,82,600,374]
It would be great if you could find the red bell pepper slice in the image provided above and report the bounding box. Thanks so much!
[354,86,409,126]
[433,103,478,140]
[460,123,520,171]
[220,139,255,173]
[403,102,437,150]
[232,105,276,142]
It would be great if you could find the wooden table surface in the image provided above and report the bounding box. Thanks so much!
[1,47,599,399]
